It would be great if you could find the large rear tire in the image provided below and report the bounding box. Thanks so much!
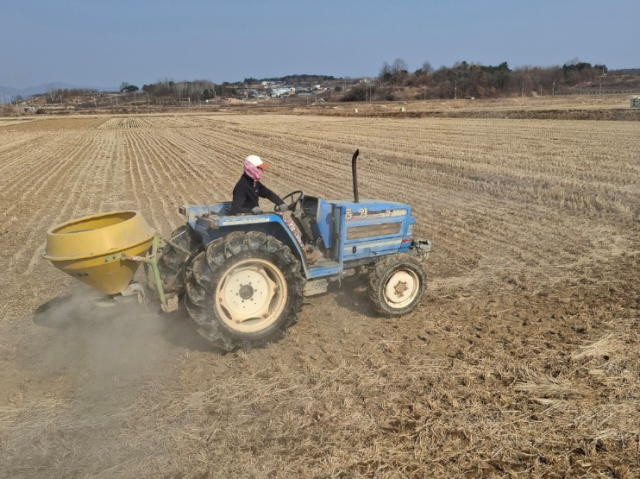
[369,253,426,317]
[146,224,201,298]
[184,231,304,351]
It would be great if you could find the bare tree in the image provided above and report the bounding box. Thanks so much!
[47,87,57,103]
[379,62,392,82]
[391,58,409,76]
[390,58,409,84]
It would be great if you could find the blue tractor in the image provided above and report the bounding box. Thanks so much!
[150,151,431,351]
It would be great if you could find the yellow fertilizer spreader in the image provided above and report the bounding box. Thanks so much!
[44,211,175,310]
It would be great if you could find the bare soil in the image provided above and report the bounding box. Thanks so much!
[0,111,639,478]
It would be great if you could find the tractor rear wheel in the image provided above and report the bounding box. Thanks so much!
[369,254,426,317]
[184,231,304,351]
[146,224,201,298]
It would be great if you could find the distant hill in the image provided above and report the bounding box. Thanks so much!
[242,74,337,84]
[0,82,116,103]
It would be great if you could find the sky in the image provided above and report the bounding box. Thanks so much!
[1,0,638,89]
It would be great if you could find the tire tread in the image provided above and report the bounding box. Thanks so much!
[184,232,304,351]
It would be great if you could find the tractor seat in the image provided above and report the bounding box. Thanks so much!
[291,212,323,249]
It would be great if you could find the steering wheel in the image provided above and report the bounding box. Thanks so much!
[280,190,303,212]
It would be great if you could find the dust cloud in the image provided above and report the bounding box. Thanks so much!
[32,287,173,388]
[0,285,209,478]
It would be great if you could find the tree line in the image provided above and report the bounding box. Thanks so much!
[243,74,337,84]
[140,79,238,104]
[342,58,637,101]
[45,88,99,104]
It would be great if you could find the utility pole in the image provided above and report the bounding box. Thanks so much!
[552,81,556,97]
[454,80,457,100]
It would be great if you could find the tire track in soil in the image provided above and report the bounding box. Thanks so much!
[0,132,71,202]
[120,131,144,217]
[21,130,108,275]
[0,132,87,290]
[232,117,639,200]
[134,129,192,203]
[135,120,247,205]
[1,132,94,239]
[123,130,166,234]
[181,126,350,201]
[81,132,115,215]
[96,131,122,212]
[152,126,240,204]
[131,128,188,229]
[0,134,48,171]
[139,127,212,204]
[191,120,461,219]
[126,129,178,233]
[180,130,277,203]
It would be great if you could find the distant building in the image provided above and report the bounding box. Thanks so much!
[271,87,293,98]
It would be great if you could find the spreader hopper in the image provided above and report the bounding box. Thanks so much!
[44,211,156,295]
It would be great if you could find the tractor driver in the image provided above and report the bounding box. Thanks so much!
[231,155,321,262]
[231,155,287,216]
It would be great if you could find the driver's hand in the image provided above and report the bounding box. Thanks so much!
[251,206,263,215]
[275,203,289,213]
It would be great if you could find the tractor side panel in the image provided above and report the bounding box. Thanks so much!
[341,203,413,261]
[315,199,334,249]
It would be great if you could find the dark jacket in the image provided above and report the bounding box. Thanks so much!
[231,173,284,215]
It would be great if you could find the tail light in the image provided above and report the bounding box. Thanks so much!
[178,206,186,216]
[200,217,219,229]
[402,223,414,243]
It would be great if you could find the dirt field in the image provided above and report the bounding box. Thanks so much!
[232,93,640,121]
[0,112,639,478]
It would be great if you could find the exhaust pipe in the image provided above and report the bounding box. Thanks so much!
[351,149,360,203]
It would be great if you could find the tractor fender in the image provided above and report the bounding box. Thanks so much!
[191,214,310,276]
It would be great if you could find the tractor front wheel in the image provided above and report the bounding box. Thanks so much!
[369,254,426,317]
[184,232,304,351]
